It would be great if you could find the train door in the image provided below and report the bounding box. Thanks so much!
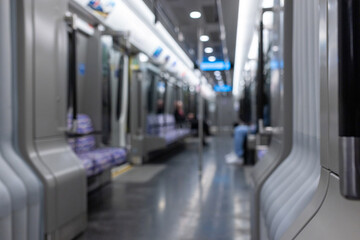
[129,60,166,163]
[105,37,130,148]
[129,56,144,163]
[68,18,103,135]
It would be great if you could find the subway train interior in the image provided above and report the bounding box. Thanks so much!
[1,0,360,239]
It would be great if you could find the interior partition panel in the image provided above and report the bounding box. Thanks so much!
[16,0,87,239]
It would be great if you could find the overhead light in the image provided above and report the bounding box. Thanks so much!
[204,47,213,54]
[262,0,274,8]
[214,71,221,76]
[220,32,226,40]
[233,0,261,97]
[272,45,279,52]
[139,53,149,62]
[178,32,184,42]
[190,11,202,19]
[200,35,210,42]
[208,56,216,62]
[263,11,274,28]
[98,25,105,32]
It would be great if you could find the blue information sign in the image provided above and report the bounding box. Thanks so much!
[214,84,232,92]
[200,61,231,71]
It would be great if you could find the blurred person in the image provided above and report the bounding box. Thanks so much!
[174,101,186,125]
[225,119,256,165]
[156,99,164,114]
[187,112,211,146]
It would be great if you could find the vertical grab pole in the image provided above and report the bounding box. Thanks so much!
[116,55,125,121]
[197,28,204,179]
[257,19,264,133]
[198,81,204,178]
[338,0,360,199]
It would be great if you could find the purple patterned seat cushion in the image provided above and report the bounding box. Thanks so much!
[68,113,127,174]
[67,114,94,134]
[147,114,160,135]
[80,151,113,171]
[176,128,190,138]
[164,114,176,131]
[73,136,96,154]
[145,113,190,144]
[91,148,127,166]
[68,114,96,154]
[77,154,100,177]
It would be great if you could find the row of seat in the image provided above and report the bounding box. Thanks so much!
[68,114,127,177]
[147,114,191,144]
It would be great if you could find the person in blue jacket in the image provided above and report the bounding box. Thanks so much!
[225,121,256,164]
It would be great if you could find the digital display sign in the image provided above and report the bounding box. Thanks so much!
[200,61,231,71]
[214,84,232,92]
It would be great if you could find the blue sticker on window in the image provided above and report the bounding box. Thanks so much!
[270,60,284,70]
[88,0,116,14]
[79,64,86,76]
[153,47,163,58]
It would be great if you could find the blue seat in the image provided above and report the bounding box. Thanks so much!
[68,114,127,176]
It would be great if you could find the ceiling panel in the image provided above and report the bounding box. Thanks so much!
[222,0,240,63]
[171,6,191,25]
[143,0,239,85]
[202,4,219,24]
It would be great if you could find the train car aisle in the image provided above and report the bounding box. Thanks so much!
[80,135,250,240]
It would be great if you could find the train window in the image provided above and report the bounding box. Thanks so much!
[182,85,190,116]
[157,79,167,113]
[146,69,166,114]
[175,84,183,102]
[188,90,198,116]
[116,55,125,121]
[166,82,176,114]
[102,43,112,144]
[252,6,284,128]
[147,71,156,114]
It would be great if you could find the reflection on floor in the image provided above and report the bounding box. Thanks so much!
[80,135,251,240]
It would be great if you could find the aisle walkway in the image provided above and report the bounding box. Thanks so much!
[82,136,251,240]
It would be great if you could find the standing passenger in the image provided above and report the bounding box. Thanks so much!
[174,101,186,125]
[156,99,164,114]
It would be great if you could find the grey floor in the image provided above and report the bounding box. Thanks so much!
[81,135,251,240]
